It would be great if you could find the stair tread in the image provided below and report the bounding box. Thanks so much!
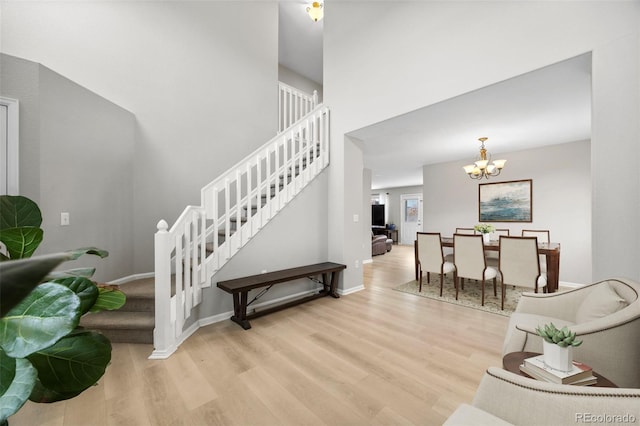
[81,310,154,330]
[116,278,155,298]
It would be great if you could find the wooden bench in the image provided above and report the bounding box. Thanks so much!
[217,262,346,329]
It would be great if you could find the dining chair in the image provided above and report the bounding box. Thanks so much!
[498,235,547,310]
[445,227,478,262]
[521,229,550,272]
[491,228,510,240]
[455,227,477,234]
[521,229,550,243]
[416,232,456,296]
[453,234,497,305]
[485,228,510,268]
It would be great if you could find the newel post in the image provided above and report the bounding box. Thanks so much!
[151,219,175,358]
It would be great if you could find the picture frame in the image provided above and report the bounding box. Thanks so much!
[479,179,532,222]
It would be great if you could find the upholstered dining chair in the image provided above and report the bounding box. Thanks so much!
[521,229,550,272]
[416,232,456,295]
[498,236,547,310]
[445,227,478,262]
[455,227,477,234]
[521,229,550,242]
[453,234,497,305]
[485,228,510,268]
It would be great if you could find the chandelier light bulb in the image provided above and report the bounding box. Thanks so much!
[306,2,324,22]
[463,137,506,180]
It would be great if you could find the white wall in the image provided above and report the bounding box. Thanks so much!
[0,54,136,282]
[1,1,280,274]
[278,64,323,102]
[324,1,640,290]
[424,141,591,284]
[196,172,330,318]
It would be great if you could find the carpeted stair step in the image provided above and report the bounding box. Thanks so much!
[80,311,154,344]
[79,278,155,344]
[116,279,155,312]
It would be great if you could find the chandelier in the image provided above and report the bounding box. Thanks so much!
[463,137,506,179]
[306,2,324,22]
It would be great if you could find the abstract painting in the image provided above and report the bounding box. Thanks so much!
[479,179,532,222]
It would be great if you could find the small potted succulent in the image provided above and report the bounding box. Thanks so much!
[536,323,583,372]
[474,223,495,244]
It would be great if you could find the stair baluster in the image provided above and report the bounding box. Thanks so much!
[152,104,329,359]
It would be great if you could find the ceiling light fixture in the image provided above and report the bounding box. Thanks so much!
[306,2,324,22]
[463,137,506,179]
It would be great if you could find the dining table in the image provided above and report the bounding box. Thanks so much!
[414,237,561,293]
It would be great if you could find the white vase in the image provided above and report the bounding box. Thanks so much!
[482,233,491,244]
[543,340,573,372]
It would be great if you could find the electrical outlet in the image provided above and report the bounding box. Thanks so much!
[61,212,70,226]
[354,260,360,268]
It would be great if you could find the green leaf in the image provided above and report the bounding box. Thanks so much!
[89,287,126,313]
[28,377,82,404]
[66,247,109,260]
[45,267,97,280]
[0,357,37,423]
[0,227,43,259]
[27,331,111,402]
[0,253,69,317]
[0,283,81,358]
[0,347,16,397]
[52,277,99,315]
[0,196,42,230]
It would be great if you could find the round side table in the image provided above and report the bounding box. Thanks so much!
[503,351,617,388]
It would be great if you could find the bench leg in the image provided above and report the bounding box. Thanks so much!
[322,272,330,294]
[230,291,252,330]
[329,271,341,299]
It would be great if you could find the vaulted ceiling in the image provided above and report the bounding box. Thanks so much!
[278,3,592,190]
[279,1,323,84]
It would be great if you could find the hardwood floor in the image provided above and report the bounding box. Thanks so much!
[10,245,508,426]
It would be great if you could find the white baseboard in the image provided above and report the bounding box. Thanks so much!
[107,272,154,285]
[339,284,365,296]
[362,259,373,264]
[148,346,177,360]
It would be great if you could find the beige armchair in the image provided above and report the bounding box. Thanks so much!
[502,278,640,388]
[444,367,640,425]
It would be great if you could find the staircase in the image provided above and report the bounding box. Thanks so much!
[79,278,155,344]
[78,84,326,352]
[148,85,328,358]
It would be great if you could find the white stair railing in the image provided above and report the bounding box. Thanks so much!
[152,104,329,358]
[278,82,318,133]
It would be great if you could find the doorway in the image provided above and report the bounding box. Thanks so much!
[0,97,19,195]
[400,193,422,245]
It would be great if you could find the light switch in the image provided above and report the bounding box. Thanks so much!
[61,212,70,226]
[353,214,359,222]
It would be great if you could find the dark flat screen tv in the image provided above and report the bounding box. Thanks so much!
[372,204,385,227]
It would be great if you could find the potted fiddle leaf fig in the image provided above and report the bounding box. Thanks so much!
[0,195,125,425]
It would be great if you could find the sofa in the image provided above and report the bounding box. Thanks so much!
[444,367,640,426]
[502,277,640,388]
[372,232,392,256]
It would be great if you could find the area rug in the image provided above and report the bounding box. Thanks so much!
[393,276,526,317]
